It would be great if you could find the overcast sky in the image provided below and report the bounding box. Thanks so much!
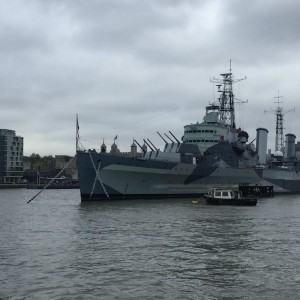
[1,0,300,156]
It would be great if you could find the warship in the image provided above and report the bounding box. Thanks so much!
[76,70,300,201]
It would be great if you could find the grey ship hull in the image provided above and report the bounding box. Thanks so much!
[77,150,300,201]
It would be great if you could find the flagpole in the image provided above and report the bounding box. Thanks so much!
[76,114,79,151]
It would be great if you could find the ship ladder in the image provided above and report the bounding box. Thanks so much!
[88,151,110,199]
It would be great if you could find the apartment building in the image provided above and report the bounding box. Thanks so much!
[0,129,24,184]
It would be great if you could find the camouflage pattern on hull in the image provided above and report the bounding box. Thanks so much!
[77,150,300,201]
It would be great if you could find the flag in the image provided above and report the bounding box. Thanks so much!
[114,135,117,141]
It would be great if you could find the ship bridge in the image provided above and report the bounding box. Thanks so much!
[182,104,230,153]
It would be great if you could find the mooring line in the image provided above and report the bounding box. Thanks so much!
[27,156,76,204]
[88,151,110,199]
[90,160,101,198]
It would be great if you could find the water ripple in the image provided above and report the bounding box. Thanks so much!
[1,190,300,299]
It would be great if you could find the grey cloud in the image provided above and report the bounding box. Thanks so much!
[0,0,299,155]
[216,0,300,63]
[71,2,192,52]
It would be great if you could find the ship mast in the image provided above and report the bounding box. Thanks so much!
[274,92,284,152]
[76,113,80,151]
[211,61,246,128]
[265,91,295,152]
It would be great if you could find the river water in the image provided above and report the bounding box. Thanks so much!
[1,189,300,299]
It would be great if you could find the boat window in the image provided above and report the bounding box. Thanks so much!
[222,191,228,196]
[215,191,221,196]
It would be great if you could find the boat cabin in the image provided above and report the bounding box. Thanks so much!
[207,188,242,199]
[205,187,257,206]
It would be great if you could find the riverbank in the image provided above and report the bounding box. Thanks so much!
[0,184,26,189]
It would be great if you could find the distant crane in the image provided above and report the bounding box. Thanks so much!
[264,91,295,152]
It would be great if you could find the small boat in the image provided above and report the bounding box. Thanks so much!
[204,188,257,206]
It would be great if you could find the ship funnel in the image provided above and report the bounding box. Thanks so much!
[285,133,296,161]
[256,128,268,165]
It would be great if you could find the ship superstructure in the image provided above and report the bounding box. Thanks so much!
[182,71,246,153]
